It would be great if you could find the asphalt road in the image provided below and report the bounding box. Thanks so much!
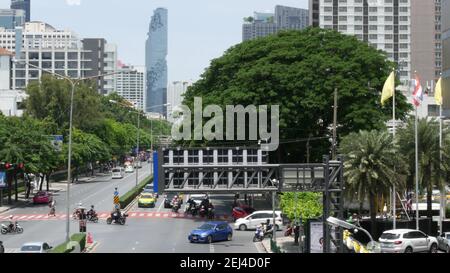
[0,162,153,252]
[91,194,264,253]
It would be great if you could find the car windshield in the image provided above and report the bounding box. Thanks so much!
[36,192,46,196]
[234,207,244,212]
[380,233,400,240]
[112,169,120,173]
[198,224,215,230]
[141,194,153,199]
[21,245,41,251]
[447,234,450,240]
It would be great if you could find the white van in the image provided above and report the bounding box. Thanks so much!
[111,168,124,179]
[234,210,283,231]
[125,165,134,173]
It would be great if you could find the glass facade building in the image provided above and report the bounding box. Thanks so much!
[145,8,168,117]
[10,0,30,22]
[0,9,25,29]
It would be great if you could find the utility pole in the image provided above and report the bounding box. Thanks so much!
[306,134,311,163]
[332,88,338,160]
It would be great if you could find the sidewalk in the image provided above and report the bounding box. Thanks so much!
[260,236,303,253]
[0,174,103,214]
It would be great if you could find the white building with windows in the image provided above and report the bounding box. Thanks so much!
[314,0,411,86]
[115,65,146,110]
[104,43,118,95]
[0,48,26,117]
[167,80,192,122]
[0,21,90,90]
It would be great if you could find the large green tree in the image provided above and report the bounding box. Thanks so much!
[340,130,408,237]
[25,75,104,133]
[182,28,411,163]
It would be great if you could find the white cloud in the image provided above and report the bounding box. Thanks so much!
[66,0,81,6]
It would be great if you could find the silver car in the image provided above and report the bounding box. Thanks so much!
[379,229,438,253]
[20,242,53,253]
[437,232,450,253]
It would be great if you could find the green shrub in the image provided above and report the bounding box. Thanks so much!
[50,233,87,253]
[119,176,153,209]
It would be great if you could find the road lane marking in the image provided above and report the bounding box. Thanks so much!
[210,244,215,253]
[157,199,164,212]
[147,213,153,217]
[35,215,43,219]
[139,213,145,217]
[131,213,137,217]
[163,213,168,217]
[155,213,160,217]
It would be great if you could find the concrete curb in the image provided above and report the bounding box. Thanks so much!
[260,239,273,253]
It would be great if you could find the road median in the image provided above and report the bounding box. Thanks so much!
[120,176,153,211]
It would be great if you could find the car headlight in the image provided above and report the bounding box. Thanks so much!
[201,233,209,237]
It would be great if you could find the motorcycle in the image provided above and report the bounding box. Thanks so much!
[185,202,199,216]
[207,206,215,219]
[106,212,128,225]
[253,225,273,242]
[199,205,207,218]
[1,223,24,235]
[172,202,180,213]
[87,211,99,223]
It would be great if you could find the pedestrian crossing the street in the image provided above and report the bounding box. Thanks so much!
[0,212,231,222]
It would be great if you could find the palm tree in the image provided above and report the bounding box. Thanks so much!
[340,130,408,237]
[397,118,444,219]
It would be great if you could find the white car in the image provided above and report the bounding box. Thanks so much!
[234,210,283,231]
[20,242,52,253]
[189,194,207,206]
[379,229,438,253]
[111,167,124,179]
[125,165,134,173]
[437,232,450,253]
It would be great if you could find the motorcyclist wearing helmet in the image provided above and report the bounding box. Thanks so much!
[87,205,96,218]
[111,208,122,221]
[8,216,16,232]
[264,219,274,235]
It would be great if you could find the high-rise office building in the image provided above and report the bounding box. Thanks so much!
[10,0,30,22]
[167,81,192,122]
[145,8,168,117]
[310,0,411,87]
[0,9,25,29]
[442,0,450,111]
[115,65,146,110]
[1,22,90,90]
[409,0,442,117]
[243,5,309,41]
[104,43,118,95]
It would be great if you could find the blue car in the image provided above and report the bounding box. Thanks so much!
[188,221,233,244]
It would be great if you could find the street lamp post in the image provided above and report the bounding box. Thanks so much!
[15,59,121,243]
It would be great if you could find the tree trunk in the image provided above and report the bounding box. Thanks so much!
[46,173,50,192]
[25,173,31,199]
[39,174,44,191]
[7,172,12,205]
[426,178,433,219]
[369,194,377,239]
[14,172,18,202]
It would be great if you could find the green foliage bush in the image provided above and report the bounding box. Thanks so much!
[119,176,153,209]
[280,192,323,224]
[50,233,87,253]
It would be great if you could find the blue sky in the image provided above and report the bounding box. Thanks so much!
[0,0,309,82]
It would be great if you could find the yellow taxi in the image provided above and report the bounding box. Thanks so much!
[138,193,156,208]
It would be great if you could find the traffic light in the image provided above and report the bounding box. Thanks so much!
[0,162,25,171]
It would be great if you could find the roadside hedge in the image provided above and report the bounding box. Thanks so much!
[50,233,87,253]
[119,176,153,209]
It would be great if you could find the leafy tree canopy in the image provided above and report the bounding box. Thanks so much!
[183,28,412,162]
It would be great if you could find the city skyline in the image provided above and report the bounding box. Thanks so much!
[0,0,308,83]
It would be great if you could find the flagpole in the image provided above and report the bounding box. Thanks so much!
[415,105,419,230]
[392,76,396,230]
[439,103,445,234]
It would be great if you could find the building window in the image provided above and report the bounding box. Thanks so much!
[369,34,378,40]
[188,150,199,164]
[339,16,347,21]
[369,25,378,31]
[203,149,213,164]
[232,149,243,164]
[339,7,347,12]
[324,16,332,21]
[354,7,363,12]
[400,16,408,21]
[218,149,228,164]
[385,7,393,13]
[400,43,408,49]
[369,16,378,21]
[339,25,347,30]
[385,34,393,40]
[400,25,408,30]
[354,16,363,21]
[369,7,378,12]
[400,34,408,40]
[385,16,393,21]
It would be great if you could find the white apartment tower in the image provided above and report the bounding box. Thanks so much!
[115,65,146,110]
[315,0,411,85]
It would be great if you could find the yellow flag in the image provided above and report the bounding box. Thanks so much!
[435,77,443,106]
[381,71,395,106]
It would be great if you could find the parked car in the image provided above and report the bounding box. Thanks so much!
[125,165,134,173]
[437,232,450,253]
[232,206,255,221]
[234,210,283,231]
[138,193,156,208]
[20,242,52,253]
[33,191,53,204]
[134,161,142,169]
[188,221,233,244]
[378,229,438,253]
[111,167,124,179]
